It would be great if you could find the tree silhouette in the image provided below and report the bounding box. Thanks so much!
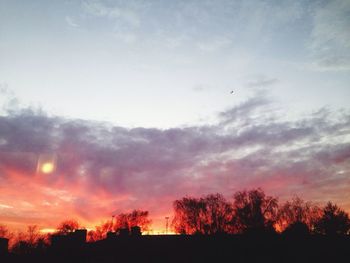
[172,193,233,234]
[88,220,113,242]
[26,225,40,247]
[201,194,233,234]
[0,224,13,239]
[11,225,44,254]
[0,224,14,250]
[56,219,80,235]
[276,196,321,232]
[172,197,205,234]
[114,210,151,233]
[232,188,278,233]
[282,221,310,236]
[315,202,350,235]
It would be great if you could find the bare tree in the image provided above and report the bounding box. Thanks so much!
[56,219,80,235]
[172,194,233,235]
[88,220,113,242]
[127,210,151,231]
[201,194,233,234]
[0,224,13,239]
[232,188,278,233]
[276,196,321,232]
[26,225,40,247]
[173,196,211,234]
[11,225,42,254]
[114,210,151,233]
[0,224,14,249]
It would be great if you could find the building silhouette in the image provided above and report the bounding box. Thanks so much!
[51,229,87,250]
[0,237,8,254]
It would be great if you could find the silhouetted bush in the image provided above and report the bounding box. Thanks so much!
[283,221,310,236]
[315,202,350,235]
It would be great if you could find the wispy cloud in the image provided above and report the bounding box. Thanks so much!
[197,37,232,52]
[77,0,306,50]
[0,84,20,114]
[65,16,79,28]
[0,203,13,209]
[82,0,141,27]
[245,77,279,89]
[309,0,350,71]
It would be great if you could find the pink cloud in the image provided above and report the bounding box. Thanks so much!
[0,96,349,231]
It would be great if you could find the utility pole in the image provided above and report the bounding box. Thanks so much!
[165,216,169,234]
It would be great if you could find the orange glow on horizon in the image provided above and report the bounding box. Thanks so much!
[39,228,57,234]
[146,230,177,235]
[37,226,176,236]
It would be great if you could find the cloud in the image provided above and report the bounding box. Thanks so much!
[309,55,350,71]
[65,16,79,28]
[0,203,13,209]
[218,92,272,125]
[197,37,232,52]
[0,82,10,95]
[245,77,279,88]
[309,0,350,71]
[0,84,20,115]
[76,0,306,51]
[0,94,349,230]
[82,0,141,27]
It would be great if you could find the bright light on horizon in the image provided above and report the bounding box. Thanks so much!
[41,162,55,174]
[39,228,56,234]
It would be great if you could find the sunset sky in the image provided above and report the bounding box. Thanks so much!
[0,0,350,233]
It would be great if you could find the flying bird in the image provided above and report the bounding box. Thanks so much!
[230,90,234,94]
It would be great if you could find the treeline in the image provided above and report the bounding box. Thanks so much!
[1,188,350,253]
[87,210,151,241]
[0,210,151,252]
[172,189,350,235]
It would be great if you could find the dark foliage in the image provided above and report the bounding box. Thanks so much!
[283,221,310,236]
[315,202,350,235]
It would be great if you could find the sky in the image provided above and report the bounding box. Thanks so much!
[0,0,349,233]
